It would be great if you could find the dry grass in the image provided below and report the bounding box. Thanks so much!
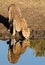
[0,0,45,30]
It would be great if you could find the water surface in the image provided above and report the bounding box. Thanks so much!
[0,40,45,65]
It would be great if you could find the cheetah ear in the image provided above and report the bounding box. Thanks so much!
[8,4,15,11]
[8,4,12,11]
[8,6,10,11]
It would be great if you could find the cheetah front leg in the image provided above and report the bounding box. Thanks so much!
[8,7,12,32]
[12,19,16,36]
[12,19,16,45]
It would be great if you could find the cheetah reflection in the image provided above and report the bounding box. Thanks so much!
[8,39,30,64]
[8,46,20,64]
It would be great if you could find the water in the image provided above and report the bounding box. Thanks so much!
[0,40,45,65]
